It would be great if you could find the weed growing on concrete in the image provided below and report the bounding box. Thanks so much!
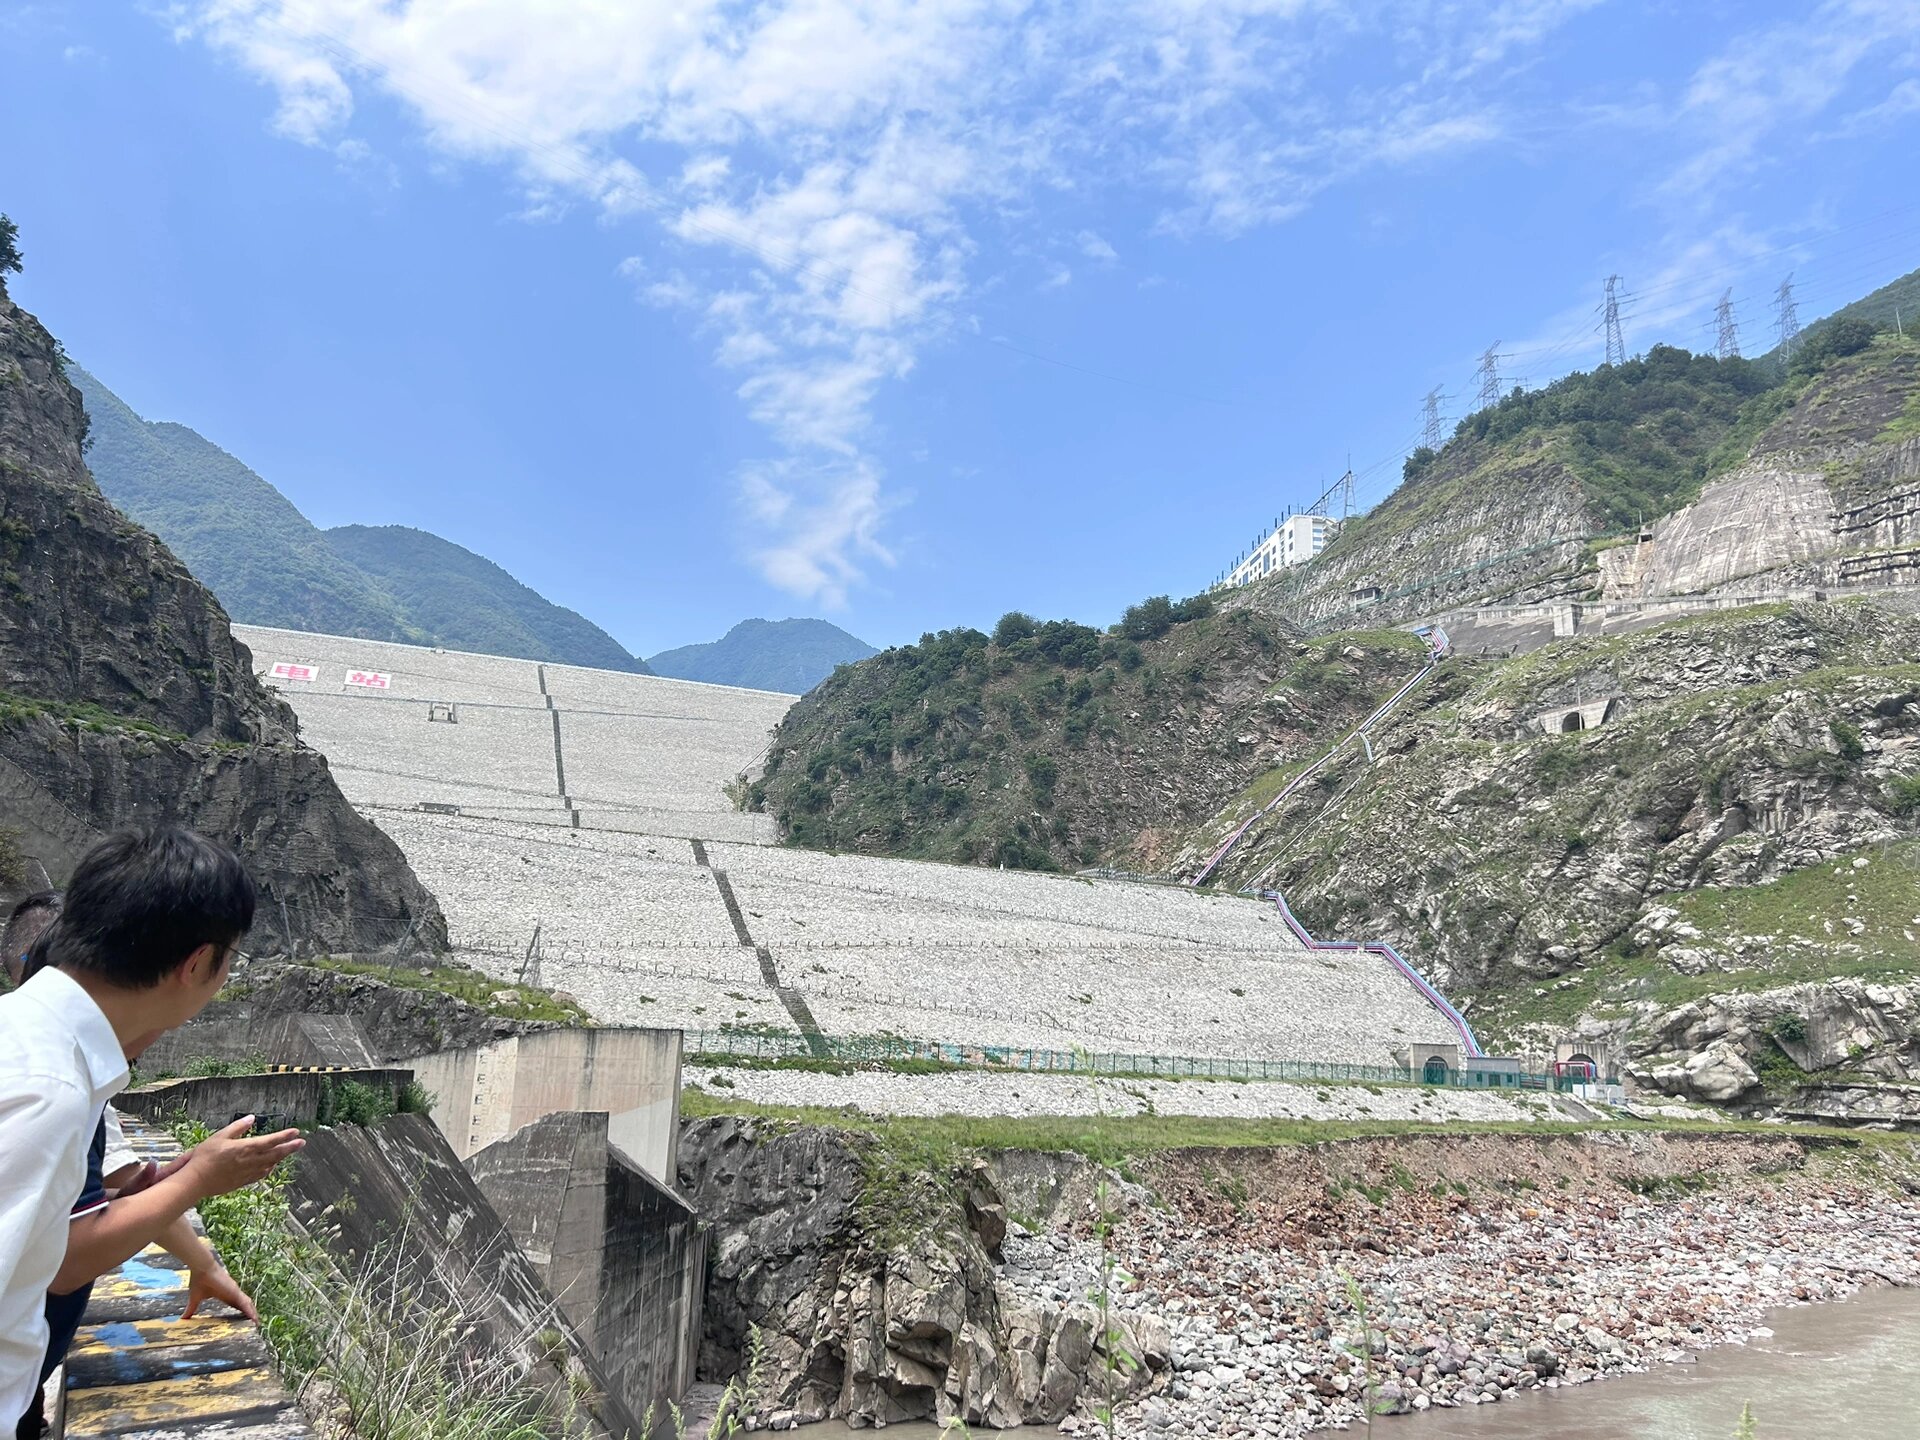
[177,1119,586,1440]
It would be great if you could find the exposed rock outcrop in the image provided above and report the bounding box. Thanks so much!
[138,958,558,1071]
[0,280,444,952]
[676,1116,1162,1429]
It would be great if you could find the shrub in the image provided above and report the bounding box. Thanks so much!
[1119,596,1177,641]
[993,611,1039,647]
[1794,315,1878,373]
[317,1078,397,1128]
[1024,753,1059,806]
[1171,592,1214,624]
[0,215,19,278]
[1886,772,1920,815]
[1830,719,1865,763]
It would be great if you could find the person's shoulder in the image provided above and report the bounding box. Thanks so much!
[0,1068,94,1129]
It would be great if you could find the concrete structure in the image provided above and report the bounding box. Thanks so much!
[406,1026,684,1182]
[289,1113,642,1439]
[116,1067,414,1131]
[62,1117,313,1440]
[1222,514,1333,588]
[1395,1041,1463,1085]
[1532,695,1624,735]
[469,1112,704,1428]
[233,624,794,845]
[139,1010,379,1074]
[1413,583,1920,660]
[254,625,1473,1071]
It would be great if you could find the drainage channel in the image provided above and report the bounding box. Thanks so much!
[538,664,580,829]
[694,839,829,1054]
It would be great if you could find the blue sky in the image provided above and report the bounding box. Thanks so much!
[4,1,1919,655]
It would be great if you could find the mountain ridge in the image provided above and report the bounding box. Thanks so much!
[647,616,877,694]
[70,363,652,672]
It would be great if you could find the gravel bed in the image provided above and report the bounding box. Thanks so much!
[1003,1143,1920,1437]
[682,1065,1547,1123]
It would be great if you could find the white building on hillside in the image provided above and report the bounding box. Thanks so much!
[1220,513,1333,588]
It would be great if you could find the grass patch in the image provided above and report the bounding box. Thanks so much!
[679,1088,1879,1167]
[0,686,190,743]
[298,955,589,1025]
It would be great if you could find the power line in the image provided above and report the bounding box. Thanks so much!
[1601,274,1628,367]
[1420,388,1448,449]
[1474,346,1505,410]
[1774,274,1801,376]
[1714,288,1741,360]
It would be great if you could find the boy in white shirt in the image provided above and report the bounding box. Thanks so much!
[0,828,304,1435]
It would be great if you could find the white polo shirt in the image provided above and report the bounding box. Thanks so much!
[0,968,128,1425]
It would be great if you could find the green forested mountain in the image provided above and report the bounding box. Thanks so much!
[71,365,650,672]
[323,524,644,674]
[72,365,419,641]
[647,617,877,693]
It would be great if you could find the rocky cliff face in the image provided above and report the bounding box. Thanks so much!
[1603,342,1920,598]
[1172,598,1920,1102]
[1253,437,1597,631]
[0,282,444,952]
[676,1115,1166,1430]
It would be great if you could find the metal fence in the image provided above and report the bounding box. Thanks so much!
[683,1028,1574,1092]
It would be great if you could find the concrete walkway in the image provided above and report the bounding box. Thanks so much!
[59,1119,311,1440]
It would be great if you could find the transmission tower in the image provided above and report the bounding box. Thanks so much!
[1474,346,1503,410]
[1714,288,1741,360]
[1602,274,1627,367]
[1774,274,1800,374]
[1420,388,1448,449]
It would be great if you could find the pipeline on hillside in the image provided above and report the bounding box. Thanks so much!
[1182,629,1483,1057]
[1187,634,1445,888]
[1262,890,1484,1058]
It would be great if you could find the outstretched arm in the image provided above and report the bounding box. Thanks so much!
[51,1117,303,1296]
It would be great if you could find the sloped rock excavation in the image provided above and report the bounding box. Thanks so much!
[682,1120,1920,1435]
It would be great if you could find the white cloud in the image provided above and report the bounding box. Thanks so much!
[1078,229,1118,262]
[1661,0,1920,200]
[169,0,1605,602]
[737,457,895,610]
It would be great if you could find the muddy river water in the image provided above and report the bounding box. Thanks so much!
[804,1284,1920,1438]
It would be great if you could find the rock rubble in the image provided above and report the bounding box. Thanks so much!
[998,1133,1920,1437]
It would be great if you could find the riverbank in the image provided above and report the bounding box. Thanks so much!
[795,1284,1920,1439]
[1026,1132,1920,1436]
[676,1106,1920,1436]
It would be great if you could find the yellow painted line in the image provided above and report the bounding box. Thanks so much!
[92,1269,186,1303]
[67,1316,255,1356]
[62,1367,286,1430]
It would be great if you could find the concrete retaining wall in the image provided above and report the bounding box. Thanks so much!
[288,1113,643,1440]
[601,1141,705,1423]
[117,1068,414,1130]
[469,1112,704,1425]
[407,1027,683,1182]
[139,1010,380,1074]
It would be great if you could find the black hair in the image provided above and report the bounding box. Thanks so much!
[3,890,61,967]
[49,827,255,989]
[19,927,55,983]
